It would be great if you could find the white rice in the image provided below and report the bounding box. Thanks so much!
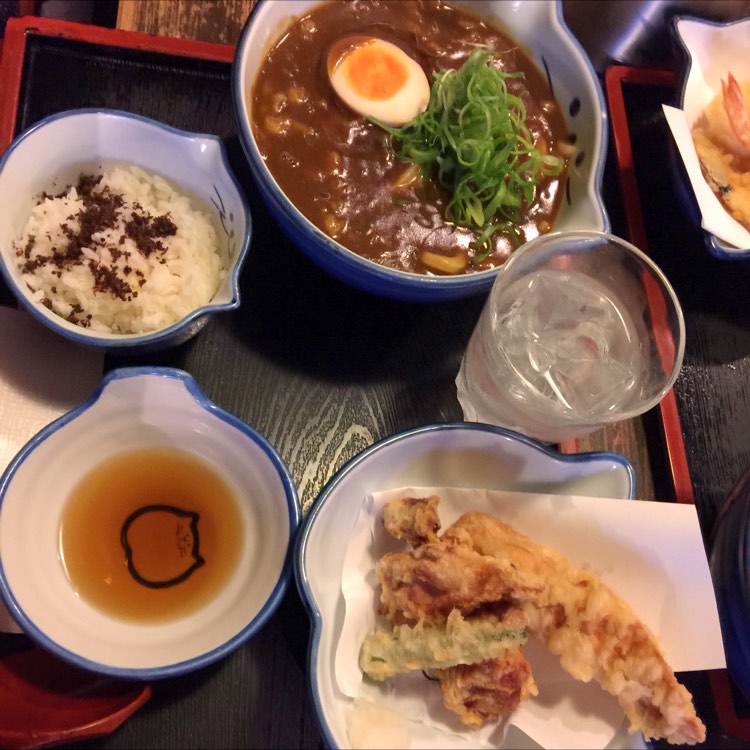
[14,165,225,334]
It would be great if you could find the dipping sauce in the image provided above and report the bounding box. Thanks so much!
[251,0,570,275]
[59,447,244,624]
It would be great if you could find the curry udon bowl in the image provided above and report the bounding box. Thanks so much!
[0,367,300,679]
[0,109,251,351]
[233,0,609,301]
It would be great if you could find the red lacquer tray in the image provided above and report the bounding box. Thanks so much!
[604,64,750,743]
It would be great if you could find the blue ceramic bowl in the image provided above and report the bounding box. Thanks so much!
[0,109,252,350]
[233,0,609,301]
[672,15,750,260]
[0,367,299,680]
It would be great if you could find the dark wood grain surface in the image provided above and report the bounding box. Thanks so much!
[114,0,664,501]
[117,0,257,46]
[0,2,745,749]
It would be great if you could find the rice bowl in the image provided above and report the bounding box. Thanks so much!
[15,165,225,335]
[0,109,251,351]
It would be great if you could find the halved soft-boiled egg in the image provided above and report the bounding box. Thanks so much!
[327,36,430,126]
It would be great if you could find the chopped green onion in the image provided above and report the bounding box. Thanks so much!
[372,49,565,262]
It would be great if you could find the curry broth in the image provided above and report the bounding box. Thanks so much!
[251,0,570,275]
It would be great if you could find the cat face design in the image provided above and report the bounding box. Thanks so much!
[121,504,205,588]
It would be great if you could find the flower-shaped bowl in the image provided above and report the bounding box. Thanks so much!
[0,367,299,680]
[0,109,251,349]
[295,423,634,748]
[233,0,609,301]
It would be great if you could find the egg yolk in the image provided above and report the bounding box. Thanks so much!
[327,36,430,126]
[341,43,409,101]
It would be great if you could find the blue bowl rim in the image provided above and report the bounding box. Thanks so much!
[0,107,253,348]
[232,0,611,297]
[0,366,301,680]
[293,421,635,748]
[670,14,750,261]
[708,467,750,699]
[710,467,750,619]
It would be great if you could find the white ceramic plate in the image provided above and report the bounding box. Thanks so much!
[295,423,637,749]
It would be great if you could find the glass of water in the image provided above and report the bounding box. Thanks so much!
[456,231,685,443]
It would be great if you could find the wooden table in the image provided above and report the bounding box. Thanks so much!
[117,0,257,47]
[0,1,743,748]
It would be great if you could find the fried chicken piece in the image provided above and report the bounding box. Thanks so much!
[376,532,542,624]
[382,507,705,745]
[383,495,440,546]
[378,497,541,623]
[437,647,538,727]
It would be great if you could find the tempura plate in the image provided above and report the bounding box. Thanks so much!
[295,423,638,749]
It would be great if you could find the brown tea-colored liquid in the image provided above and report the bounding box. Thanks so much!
[59,447,244,624]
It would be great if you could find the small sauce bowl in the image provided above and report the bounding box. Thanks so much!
[0,367,299,679]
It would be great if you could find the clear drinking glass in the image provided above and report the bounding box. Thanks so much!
[456,231,686,443]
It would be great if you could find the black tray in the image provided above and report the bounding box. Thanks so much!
[605,64,750,745]
[607,68,750,539]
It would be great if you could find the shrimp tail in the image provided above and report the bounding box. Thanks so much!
[722,72,750,151]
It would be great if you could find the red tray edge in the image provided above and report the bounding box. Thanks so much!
[604,63,750,742]
[603,64,695,506]
[0,15,235,151]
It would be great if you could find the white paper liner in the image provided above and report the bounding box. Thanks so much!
[335,486,725,749]
[666,19,750,251]
[664,104,750,249]
[0,307,104,632]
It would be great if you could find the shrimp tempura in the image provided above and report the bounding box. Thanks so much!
[375,498,706,745]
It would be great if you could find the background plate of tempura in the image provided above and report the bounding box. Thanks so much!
[666,15,750,259]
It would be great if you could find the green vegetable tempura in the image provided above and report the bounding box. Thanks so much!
[360,609,528,681]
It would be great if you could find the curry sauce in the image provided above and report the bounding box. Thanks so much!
[251,0,570,275]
